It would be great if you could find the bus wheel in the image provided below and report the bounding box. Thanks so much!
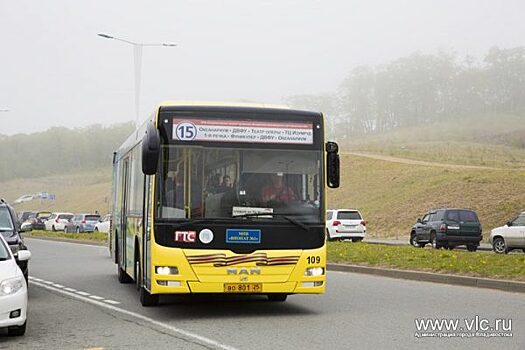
[117,266,133,283]
[140,287,159,307]
[267,294,287,302]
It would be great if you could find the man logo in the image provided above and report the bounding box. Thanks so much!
[226,268,261,275]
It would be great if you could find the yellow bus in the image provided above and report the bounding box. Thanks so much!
[110,101,340,306]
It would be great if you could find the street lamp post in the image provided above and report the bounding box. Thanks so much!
[97,33,176,128]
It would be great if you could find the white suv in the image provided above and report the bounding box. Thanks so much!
[326,209,367,242]
[44,212,74,231]
[490,212,525,254]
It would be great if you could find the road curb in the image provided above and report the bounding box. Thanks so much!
[25,235,106,246]
[327,263,525,294]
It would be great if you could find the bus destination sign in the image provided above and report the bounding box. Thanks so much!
[172,118,313,145]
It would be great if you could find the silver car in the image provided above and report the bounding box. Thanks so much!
[490,212,525,254]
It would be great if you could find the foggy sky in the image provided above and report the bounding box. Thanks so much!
[1,0,524,135]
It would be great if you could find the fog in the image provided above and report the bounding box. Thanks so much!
[0,0,523,135]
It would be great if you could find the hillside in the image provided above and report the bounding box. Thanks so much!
[345,113,525,169]
[328,153,525,238]
[2,168,111,214]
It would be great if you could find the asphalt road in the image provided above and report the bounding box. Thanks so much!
[2,238,523,349]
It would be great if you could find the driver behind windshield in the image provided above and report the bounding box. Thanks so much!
[261,173,296,203]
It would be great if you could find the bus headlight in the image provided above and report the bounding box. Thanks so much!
[0,277,24,296]
[155,266,179,275]
[304,267,324,276]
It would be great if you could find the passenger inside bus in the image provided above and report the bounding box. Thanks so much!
[218,175,233,193]
[165,172,184,209]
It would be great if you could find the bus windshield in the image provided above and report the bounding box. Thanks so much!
[156,146,322,223]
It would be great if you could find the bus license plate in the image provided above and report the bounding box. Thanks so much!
[224,283,262,293]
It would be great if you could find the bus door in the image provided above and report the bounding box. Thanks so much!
[143,175,153,289]
[118,158,130,269]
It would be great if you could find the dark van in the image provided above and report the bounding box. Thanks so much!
[410,208,482,251]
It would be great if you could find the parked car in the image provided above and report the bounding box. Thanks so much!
[44,212,74,231]
[490,212,525,254]
[0,232,30,336]
[64,214,101,233]
[0,199,31,282]
[13,194,34,205]
[410,208,482,251]
[30,211,52,230]
[94,214,111,233]
[326,209,367,242]
[17,212,36,225]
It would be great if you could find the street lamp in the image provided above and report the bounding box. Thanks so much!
[97,33,176,128]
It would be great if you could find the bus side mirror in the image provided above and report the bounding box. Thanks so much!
[326,141,340,188]
[142,123,160,175]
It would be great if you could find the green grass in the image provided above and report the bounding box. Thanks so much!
[26,230,107,243]
[328,242,525,281]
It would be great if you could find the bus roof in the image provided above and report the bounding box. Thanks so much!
[159,100,290,110]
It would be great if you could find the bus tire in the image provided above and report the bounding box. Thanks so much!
[140,287,159,307]
[267,293,287,302]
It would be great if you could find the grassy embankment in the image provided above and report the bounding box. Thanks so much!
[329,153,525,239]
[2,168,111,214]
[26,230,107,243]
[328,242,525,281]
[330,112,525,238]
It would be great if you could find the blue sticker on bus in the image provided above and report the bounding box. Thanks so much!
[226,229,261,244]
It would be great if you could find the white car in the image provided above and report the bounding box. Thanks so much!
[490,212,525,254]
[44,212,74,231]
[326,209,367,242]
[0,234,30,336]
[94,214,111,233]
[13,195,34,205]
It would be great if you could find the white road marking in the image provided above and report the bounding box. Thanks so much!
[30,277,121,305]
[30,280,237,350]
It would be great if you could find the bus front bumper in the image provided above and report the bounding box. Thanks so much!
[150,279,325,294]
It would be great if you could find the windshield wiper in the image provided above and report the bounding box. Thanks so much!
[232,213,309,232]
[170,213,312,232]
